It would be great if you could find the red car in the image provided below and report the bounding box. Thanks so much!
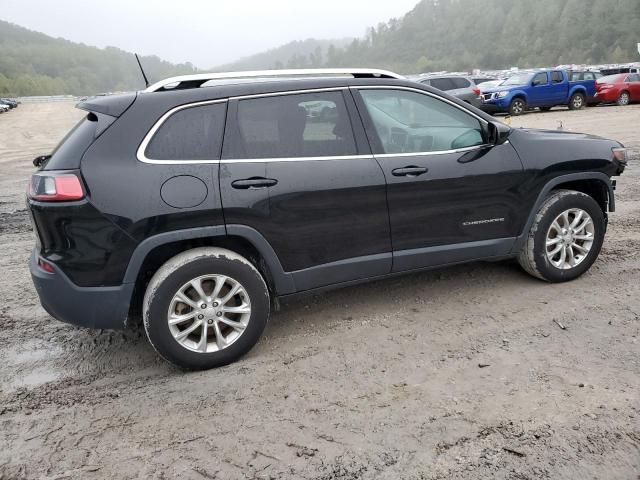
[595,73,640,106]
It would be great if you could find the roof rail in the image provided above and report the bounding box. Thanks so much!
[144,68,405,92]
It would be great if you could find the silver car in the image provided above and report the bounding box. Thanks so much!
[414,75,482,108]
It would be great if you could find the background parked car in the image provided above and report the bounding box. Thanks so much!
[567,70,601,106]
[480,69,594,115]
[595,73,640,106]
[476,79,503,92]
[0,98,18,109]
[414,74,482,108]
[471,76,498,86]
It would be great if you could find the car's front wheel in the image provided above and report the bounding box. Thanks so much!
[143,247,270,370]
[509,98,526,116]
[518,189,605,283]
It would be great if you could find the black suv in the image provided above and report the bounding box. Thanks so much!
[27,68,627,370]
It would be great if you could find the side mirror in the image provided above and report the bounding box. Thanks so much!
[488,121,511,145]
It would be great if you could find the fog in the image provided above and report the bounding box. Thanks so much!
[1,0,419,68]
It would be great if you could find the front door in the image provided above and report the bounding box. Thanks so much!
[352,86,525,272]
[221,89,391,291]
[528,72,553,106]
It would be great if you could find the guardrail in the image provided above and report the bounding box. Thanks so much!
[15,95,80,103]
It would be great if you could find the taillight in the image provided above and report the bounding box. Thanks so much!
[28,172,85,201]
[473,87,481,96]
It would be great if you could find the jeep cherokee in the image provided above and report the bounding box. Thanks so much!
[27,68,628,370]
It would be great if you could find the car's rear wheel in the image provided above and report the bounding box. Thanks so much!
[568,92,586,110]
[143,247,270,370]
[617,91,630,106]
[509,98,526,116]
[518,189,605,283]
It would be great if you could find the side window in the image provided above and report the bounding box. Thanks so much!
[145,103,226,160]
[570,72,582,81]
[359,89,485,154]
[551,71,564,83]
[584,72,595,80]
[628,74,640,82]
[429,78,456,91]
[452,77,472,88]
[532,73,548,85]
[229,91,357,159]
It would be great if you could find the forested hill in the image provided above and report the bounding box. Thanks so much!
[226,0,640,74]
[215,38,352,71]
[2,0,639,97]
[0,19,197,96]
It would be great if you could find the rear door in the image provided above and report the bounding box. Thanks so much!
[549,70,568,104]
[352,86,525,272]
[221,88,391,291]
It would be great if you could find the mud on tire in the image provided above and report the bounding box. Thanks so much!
[518,189,606,283]
[143,247,270,370]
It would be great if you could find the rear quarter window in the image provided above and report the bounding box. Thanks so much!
[145,103,227,160]
[44,114,99,170]
[428,78,456,91]
[452,78,471,88]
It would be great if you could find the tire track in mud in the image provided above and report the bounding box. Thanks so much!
[0,210,31,234]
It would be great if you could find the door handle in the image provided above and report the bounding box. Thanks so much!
[231,177,278,189]
[391,166,429,177]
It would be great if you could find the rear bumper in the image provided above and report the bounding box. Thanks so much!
[594,91,619,103]
[30,250,133,330]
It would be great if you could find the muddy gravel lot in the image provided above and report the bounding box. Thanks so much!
[0,102,639,479]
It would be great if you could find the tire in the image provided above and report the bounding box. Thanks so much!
[568,92,586,110]
[617,91,630,106]
[143,247,270,370]
[509,97,526,116]
[518,189,605,283]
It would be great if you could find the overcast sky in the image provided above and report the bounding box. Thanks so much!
[1,0,419,68]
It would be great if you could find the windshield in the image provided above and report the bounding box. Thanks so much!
[501,73,533,86]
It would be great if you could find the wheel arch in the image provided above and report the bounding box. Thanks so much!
[123,225,295,323]
[568,86,587,98]
[512,172,614,254]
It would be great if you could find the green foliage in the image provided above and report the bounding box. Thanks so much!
[277,0,640,73]
[0,19,198,96]
[2,0,639,96]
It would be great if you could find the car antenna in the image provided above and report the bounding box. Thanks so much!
[135,53,150,88]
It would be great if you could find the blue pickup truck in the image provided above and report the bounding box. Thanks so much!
[480,69,597,115]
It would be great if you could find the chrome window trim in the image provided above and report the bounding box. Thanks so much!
[352,85,489,126]
[137,85,494,165]
[137,98,228,165]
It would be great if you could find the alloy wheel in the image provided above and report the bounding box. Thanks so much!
[167,275,251,353]
[545,208,595,270]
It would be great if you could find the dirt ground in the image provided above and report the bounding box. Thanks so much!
[0,102,638,480]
